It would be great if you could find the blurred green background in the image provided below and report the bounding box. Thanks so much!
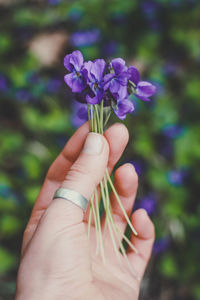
[0,0,200,299]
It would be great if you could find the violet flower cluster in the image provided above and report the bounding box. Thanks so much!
[64,50,156,120]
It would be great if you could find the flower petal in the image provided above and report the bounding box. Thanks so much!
[134,94,151,101]
[128,66,140,85]
[114,98,134,120]
[83,60,93,81]
[109,78,121,94]
[69,50,84,72]
[117,72,129,86]
[86,94,100,104]
[90,59,106,82]
[64,54,73,72]
[64,50,84,72]
[103,73,115,90]
[117,85,128,99]
[64,73,86,92]
[111,58,127,74]
[77,105,88,120]
[136,81,156,97]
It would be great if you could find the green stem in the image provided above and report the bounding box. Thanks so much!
[94,105,101,133]
[94,189,105,262]
[100,181,120,260]
[87,102,138,268]
[105,169,138,236]
[103,109,111,128]
[100,100,104,134]
[91,194,100,254]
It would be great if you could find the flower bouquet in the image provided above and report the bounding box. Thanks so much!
[63,50,156,275]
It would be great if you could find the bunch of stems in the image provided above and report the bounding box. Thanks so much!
[87,102,139,277]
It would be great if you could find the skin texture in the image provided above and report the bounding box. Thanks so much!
[15,122,155,300]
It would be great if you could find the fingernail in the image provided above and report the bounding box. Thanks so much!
[82,133,103,154]
[126,163,136,171]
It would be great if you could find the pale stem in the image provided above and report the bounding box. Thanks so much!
[106,169,138,236]
[90,194,100,255]
[94,188,105,262]
[100,181,121,260]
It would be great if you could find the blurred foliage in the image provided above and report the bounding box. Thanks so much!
[0,0,200,299]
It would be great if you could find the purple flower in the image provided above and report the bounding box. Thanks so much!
[159,138,174,159]
[113,97,134,120]
[84,59,106,104]
[162,124,185,138]
[64,50,87,93]
[16,89,31,102]
[104,58,129,99]
[102,41,119,57]
[167,169,187,186]
[46,78,62,93]
[70,29,100,47]
[129,160,146,176]
[128,66,156,101]
[0,75,8,91]
[153,237,170,255]
[48,0,62,5]
[141,1,158,16]
[139,193,157,215]
[71,102,88,128]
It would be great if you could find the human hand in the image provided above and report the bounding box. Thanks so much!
[15,122,155,300]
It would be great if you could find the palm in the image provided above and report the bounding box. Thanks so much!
[88,225,139,300]
[20,123,154,300]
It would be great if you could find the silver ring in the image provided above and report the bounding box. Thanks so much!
[53,188,88,212]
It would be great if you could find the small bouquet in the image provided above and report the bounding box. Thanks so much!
[63,50,156,274]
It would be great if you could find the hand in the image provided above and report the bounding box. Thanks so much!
[15,122,155,300]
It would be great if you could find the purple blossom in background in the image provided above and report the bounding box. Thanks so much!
[0,75,8,91]
[16,89,31,102]
[141,1,161,32]
[64,50,88,93]
[139,193,157,215]
[67,8,83,22]
[141,0,158,16]
[0,184,10,197]
[46,78,62,93]
[129,160,146,176]
[113,98,134,120]
[103,41,119,57]
[104,58,128,99]
[153,237,170,255]
[85,59,106,104]
[163,62,178,76]
[167,169,187,186]
[162,124,185,138]
[128,66,156,101]
[70,29,100,47]
[159,138,174,160]
[48,0,62,5]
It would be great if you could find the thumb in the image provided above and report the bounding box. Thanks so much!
[40,133,109,229]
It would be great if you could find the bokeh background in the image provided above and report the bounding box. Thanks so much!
[0,0,200,299]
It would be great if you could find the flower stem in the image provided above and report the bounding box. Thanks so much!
[87,103,138,268]
[105,168,138,236]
